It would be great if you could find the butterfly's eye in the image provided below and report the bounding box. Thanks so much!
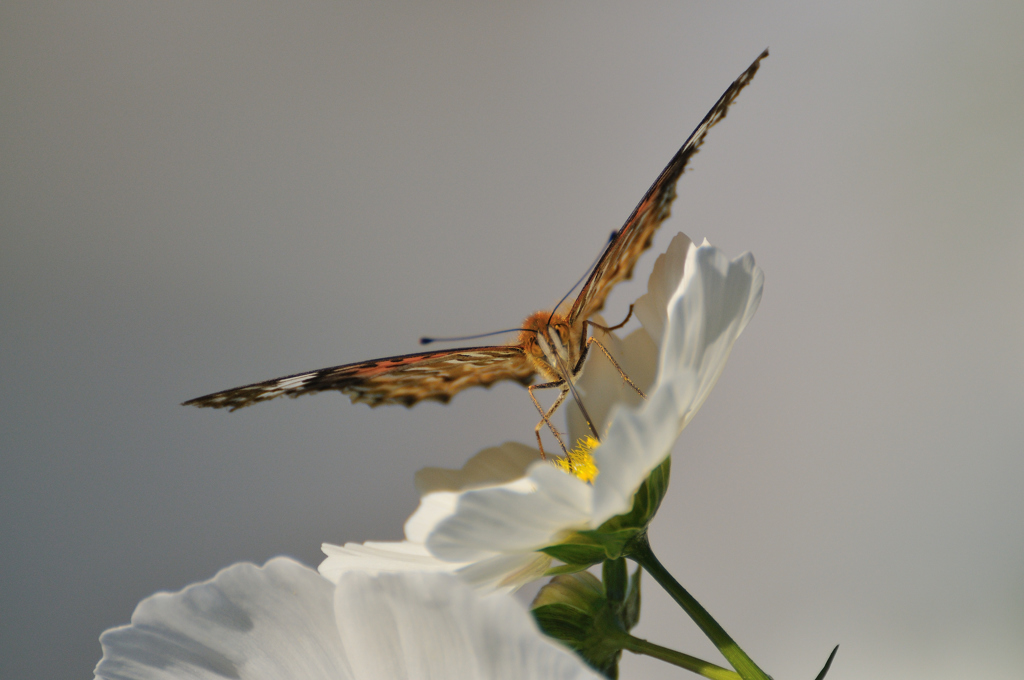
[555,323,571,343]
[521,333,542,357]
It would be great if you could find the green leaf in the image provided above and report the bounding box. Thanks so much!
[813,645,839,680]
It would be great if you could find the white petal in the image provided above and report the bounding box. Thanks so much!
[415,441,540,495]
[410,236,762,579]
[633,231,695,347]
[567,231,691,445]
[405,443,549,546]
[426,463,592,562]
[404,490,461,543]
[319,538,552,592]
[322,236,763,595]
[319,540,463,583]
[318,449,555,589]
[95,558,352,680]
[334,572,600,680]
[588,377,691,522]
[656,246,763,431]
[567,325,659,445]
[590,242,764,522]
[455,552,553,590]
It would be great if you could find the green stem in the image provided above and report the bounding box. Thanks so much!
[628,533,771,680]
[618,633,741,680]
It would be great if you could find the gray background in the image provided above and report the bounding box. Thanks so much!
[2,2,1022,679]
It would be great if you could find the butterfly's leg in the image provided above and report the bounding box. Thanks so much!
[587,304,635,333]
[538,388,572,458]
[528,381,571,459]
[584,336,648,399]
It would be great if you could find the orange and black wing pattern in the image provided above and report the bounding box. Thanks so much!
[568,49,768,325]
[182,346,536,411]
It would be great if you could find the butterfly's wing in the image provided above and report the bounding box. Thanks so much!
[182,346,536,411]
[568,49,768,325]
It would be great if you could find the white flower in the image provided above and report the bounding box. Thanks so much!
[320,233,764,588]
[94,558,600,680]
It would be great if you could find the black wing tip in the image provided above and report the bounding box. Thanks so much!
[182,386,275,411]
[728,49,769,100]
[717,48,770,112]
[181,394,243,410]
[743,48,769,83]
[676,48,770,160]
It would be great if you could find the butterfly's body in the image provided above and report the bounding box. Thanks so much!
[517,311,584,383]
[184,50,769,453]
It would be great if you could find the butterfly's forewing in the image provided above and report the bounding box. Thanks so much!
[182,346,535,411]
[568,49,768,325]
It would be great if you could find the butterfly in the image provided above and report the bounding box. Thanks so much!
[183,49,768,455]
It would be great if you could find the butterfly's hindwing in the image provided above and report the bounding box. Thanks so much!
[182,346,535,411]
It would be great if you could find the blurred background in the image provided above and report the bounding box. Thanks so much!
[2,2,1022,678]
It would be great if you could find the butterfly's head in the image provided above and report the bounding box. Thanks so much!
[519,311,583,382]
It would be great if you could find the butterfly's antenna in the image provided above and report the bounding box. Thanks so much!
[420,328,535,345]
[547,229,617,327]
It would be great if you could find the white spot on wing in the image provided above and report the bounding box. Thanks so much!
[276,374,314,390]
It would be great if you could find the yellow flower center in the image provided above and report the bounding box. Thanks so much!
[552,436,600,483]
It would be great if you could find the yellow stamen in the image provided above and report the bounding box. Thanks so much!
[552,436,600,483]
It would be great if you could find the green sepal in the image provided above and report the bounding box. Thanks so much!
[532,570,605,610]
[571,528,642,561]
[532,602,597,643]
[531,566,645,679]
[544,562,592,576]
[532,572,622,678]
[540,456,673,570]
[541,542,608,566]
[596,455,671,536]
